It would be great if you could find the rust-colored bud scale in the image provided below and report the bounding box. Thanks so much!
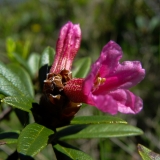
[39,69,81,128]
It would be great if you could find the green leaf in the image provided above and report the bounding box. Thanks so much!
[1,96,33,112]
[17,123,54,157]
[0,94,5,100]
[149,16,160,32]
[53,142,93,160]
[138,144,160,160]
[27,53,40,78]
[39,47,55,90]
[12,52,32,75]
[39,46,55,69]
[0,130,20,145]
[14,108,29,126]
[7,63,34,98]
[71,115,127,125]
[22,40,31,59]
[6,37,16,60]
[0,62,33,97]
[72,57,91,78]
[57,124,143,139]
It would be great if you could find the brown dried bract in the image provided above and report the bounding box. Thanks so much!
[38,69,81,128]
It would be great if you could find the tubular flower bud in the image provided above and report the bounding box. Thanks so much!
[50,21,81,74]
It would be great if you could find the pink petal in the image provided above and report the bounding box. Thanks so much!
[82,70,95,96]
[92,94,118,115]
[114,61,145,88]
[65,24,81,70]
[98,40,123,77]
[83,41,123,95]
[109,89,143,114]
[50,21,81,74]
[94,61,145,94]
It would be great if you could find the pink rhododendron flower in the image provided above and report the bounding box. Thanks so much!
[64,41,145,115]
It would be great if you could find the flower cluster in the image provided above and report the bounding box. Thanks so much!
[40,21,145,127]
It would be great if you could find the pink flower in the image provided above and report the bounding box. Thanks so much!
[64,41,145,115]
[50,21,81,74]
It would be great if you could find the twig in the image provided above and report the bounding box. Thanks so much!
[0,107,12,122]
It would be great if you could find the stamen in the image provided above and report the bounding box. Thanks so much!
[94,76,106,89]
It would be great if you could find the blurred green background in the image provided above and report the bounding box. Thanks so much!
[0,0,159,159]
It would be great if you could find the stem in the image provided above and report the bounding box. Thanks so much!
[0,107,12,122]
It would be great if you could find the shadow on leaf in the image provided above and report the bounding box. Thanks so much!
[56,124,89,139]
[39,64,50,91]
[0,131,19,140]
[18,153,34,160]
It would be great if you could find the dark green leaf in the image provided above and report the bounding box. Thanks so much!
[14,108,29,126]
[0,94,5,100]
[27,53,40,78]
[0,62,32,97]
[73,57,91,78]
[1,96,33,112]
[71,116,127,125]
[0,130,20,145]
[138,144,160,160]
[39,47,55,90]
[17,123,54,157]
[7,63,34,98]
[57,124,143,139]
[53,142,93,160]
[12,52,31,75]
[39,46,55,69]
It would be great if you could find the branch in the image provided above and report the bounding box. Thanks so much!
[0,107,12,121]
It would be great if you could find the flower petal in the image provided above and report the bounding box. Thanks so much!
[109,89,143,114]
[114,61,145,89]
[94,61,145,94]
[92,89,143,114]
[92,94,118,115]
[98,40,123,77]
[83,40,123,95]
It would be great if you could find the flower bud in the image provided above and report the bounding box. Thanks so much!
[50,21,81,74]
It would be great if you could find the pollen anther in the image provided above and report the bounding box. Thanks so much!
[94,76,106,89]
[98,77,106,85]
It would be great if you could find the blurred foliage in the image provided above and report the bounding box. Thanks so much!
[138,144,160,160]
[0,0,159,159]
